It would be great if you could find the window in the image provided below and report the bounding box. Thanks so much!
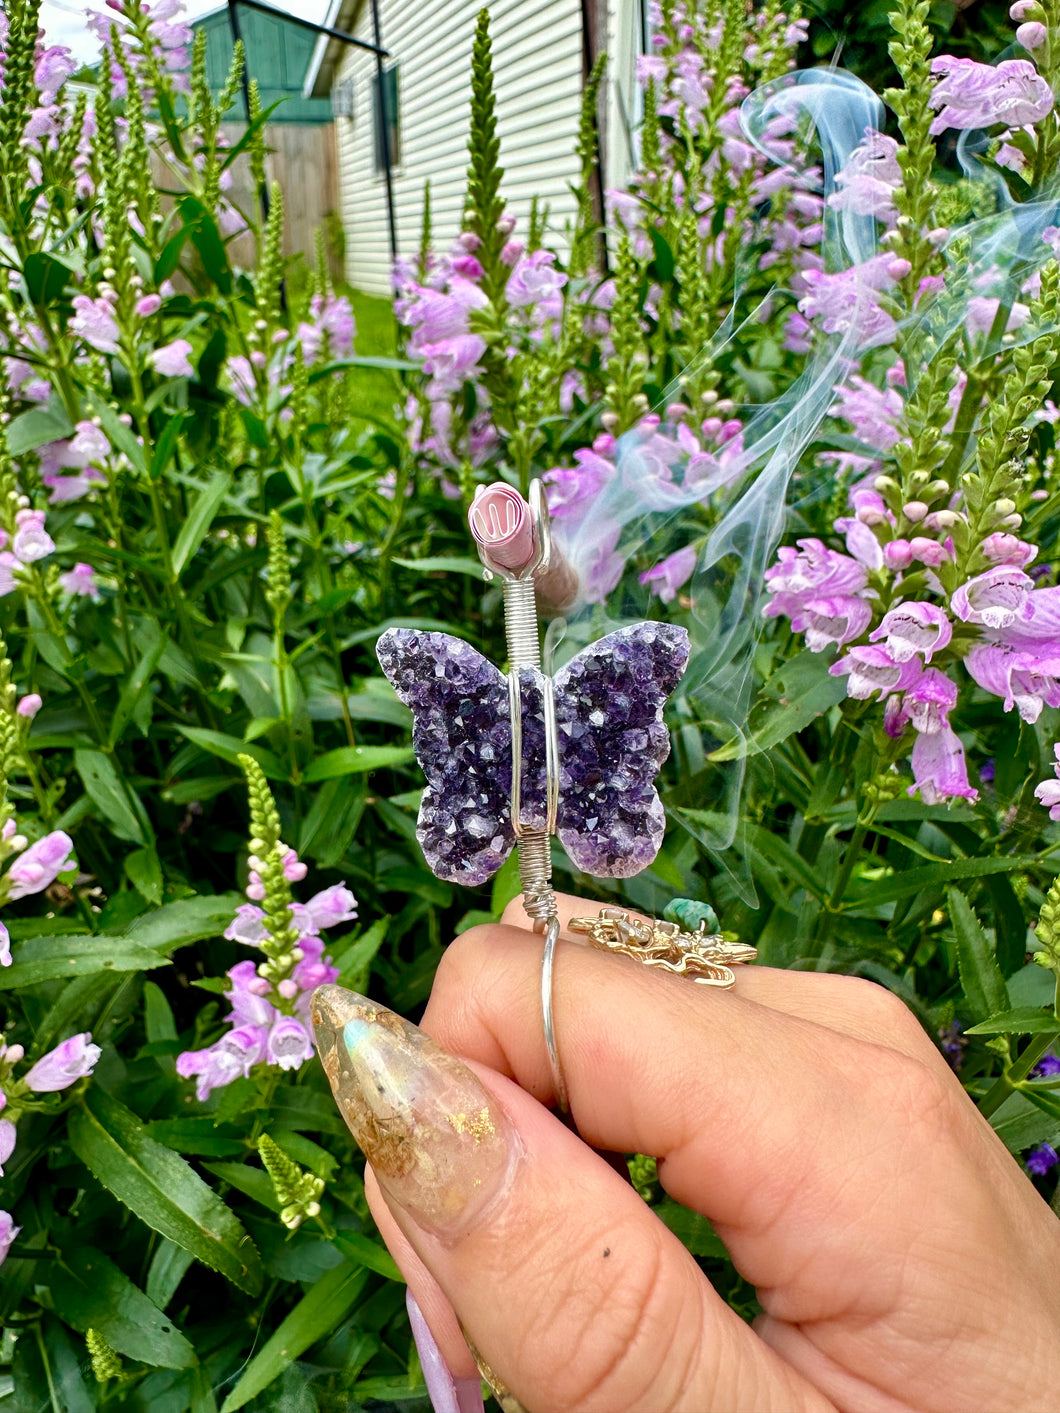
[332,78,355,119]
[372,64,400,173]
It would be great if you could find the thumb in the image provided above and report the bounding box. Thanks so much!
[311,985,832,1413]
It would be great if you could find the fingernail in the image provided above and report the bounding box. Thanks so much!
[310,984,517,1238]
[464,1336,529,1413]
[407,1291,485,1413]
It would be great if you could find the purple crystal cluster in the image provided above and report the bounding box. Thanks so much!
[376,621,690,885]
[554,623,689,876]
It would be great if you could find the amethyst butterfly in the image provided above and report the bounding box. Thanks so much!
[376,621,690,886]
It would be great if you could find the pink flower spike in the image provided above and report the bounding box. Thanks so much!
[639,545,698,604]
[468,484,536,572]
[6,830,74,899]
[909,726,978,805]
[950,566,1033,629]
[22,1032,101,1091]
[70,294,120,355]
[69,421,109,463]
[869,602,953,663]
[901,668,959,734]
[224,903,268,947]
[16,694,41,719]
[150,339,194,379]
[0,1211,20,1267]
[135,293,162,318]
[0,1118,15,1175]
[834,516,884,570]
[928,56,1053,135]
[1035,744,1060,820]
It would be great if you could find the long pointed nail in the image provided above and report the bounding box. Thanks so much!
[406,1291,485,1413]
[310,985,518,1239]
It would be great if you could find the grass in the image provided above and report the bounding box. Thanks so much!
[347,287,402,432]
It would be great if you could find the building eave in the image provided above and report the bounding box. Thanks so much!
[303,0,366,99]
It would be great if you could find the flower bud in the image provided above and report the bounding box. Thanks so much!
[903,501,929,522]
[4,1044,24,1064]
[1001,513,1024,529]
[1017,20,1048,47]
[994,498,1016,516]
[874,475,900,495]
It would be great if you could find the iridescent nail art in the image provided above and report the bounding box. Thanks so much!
[310,984,517,1238]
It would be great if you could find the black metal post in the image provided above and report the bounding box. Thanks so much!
[370,0,399,261]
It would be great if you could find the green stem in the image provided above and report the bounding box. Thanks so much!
[978,1031,1060,1120]
[34,1324,61,1413]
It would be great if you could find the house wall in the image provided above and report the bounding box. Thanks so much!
[332,0,588,295]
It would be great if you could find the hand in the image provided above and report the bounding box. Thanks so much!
[313,893,1060,1413]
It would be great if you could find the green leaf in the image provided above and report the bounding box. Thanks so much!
[155,225,189,283]
[47,1246,196,1368]
[89,399,147,475]
[145,1238,195,1311]
[7,400,74,456]
[109,623,167,747]
[219,1262,369,1411]
[490,848,522,918]
[179,196,233,294]
[649,227,676,283]
[710,649,847,761]
[24,249,75,303]
[172,472,233,575]
[147,1117,244,1158]
[147,410,189,481]
[177,727,286,780]
[330,1228,404,1281]
[332,917,389,992]
[121,892,242,952]
[965,1010,1059,1036]
[843,855,1043,909]
[0,935,170,989]
[947,886,1008,1023]
[654,1199,729,1259]
[75,748,151,845]
[68,1088,263,1294]
[143,979,177,1074]
[126,847,164,905]
[201,1161,280,1212]
[393,555,486,578]
[304,745,414,782]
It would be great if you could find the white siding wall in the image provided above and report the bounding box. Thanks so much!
[334,0,585,294]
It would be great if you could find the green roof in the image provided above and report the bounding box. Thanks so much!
[194,6,333,125]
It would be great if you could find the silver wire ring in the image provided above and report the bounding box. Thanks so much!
[540,914,568,1113]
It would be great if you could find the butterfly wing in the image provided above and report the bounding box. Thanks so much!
[553,622,690,877]
[376,628,515,885]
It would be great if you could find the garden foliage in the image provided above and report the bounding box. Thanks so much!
[2,0,1060,1406]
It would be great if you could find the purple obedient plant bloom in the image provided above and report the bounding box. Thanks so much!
[828,131,902,224]
[12,511,55,565]
[69,420,110,464]
[1034,744,1060,821]
[950,566,1033,630]
[22,1032,101,1092]
[5,830,73,900]
[303,883,358,931]
[795,595,874,654]
[928,56,1054,134]
[0,920,10,968]
[0,1211,19,1268]
[909,726,978,805]
[70,294,120,356]
[829,644,924,701]
[869,602,953,663]
[265,1016,314,1070]
[1026,1142,1059,1176]
[966,644,1060,723]
[1031,1054,1060,1078]
[58,563,100,599]
[888,668,959,737]
[0,1118,16,1175]
[150,339,194,379]
[639,545,698,603]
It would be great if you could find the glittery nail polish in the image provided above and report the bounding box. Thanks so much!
[310,984,517,1239]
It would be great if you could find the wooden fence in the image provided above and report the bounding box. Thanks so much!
[151,122,341,276]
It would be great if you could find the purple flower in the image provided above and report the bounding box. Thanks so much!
[869,603,953,663]
[833,516,884,571]
[1027,1142,1059,1176]
[951,567,1033,630]
[831,376,903,452]
[136,293,162,318]
[225,959,276,1028]
[893,668,959,735]
[266,1015,313,1070]
[795,595,874,654]
[6,830,73,900]
[34,46,77,101]
[1017,20,1048,48]
[505,250,568,311]
[0,1119,15,1175]
[966,644,1060,723]
[765,537,869,601]
[12,511,54,564]
[828,131,902,223]
[0,920,9,967]
[224,903,268,946]
[292,935,339,994]
[929,57,1054,134]
[981,532,1037,567]
[402,281,487,346]
[1034,743,1060,820]
[639,545,697,603]
[44,468,106,503]
[990,586,1060,650]
[419,335,486,397]
[150,339,194,378]
[543,447,614,521]
[1032,1054,1060,1078]
[17,694,41,719]
[799,254,911,350]
[966,296,1030,338]
[176,1026,267,1101]
[69,421,109,463]
[58,563,100,599]
[22,1032,101,1091]
[70,295,120,356]
[829,645,924,701]
[0,1211,19,1267]
[304,884,358,931]
[246,845,306,900]
[909,726,978,805]
[580,524,626,604]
